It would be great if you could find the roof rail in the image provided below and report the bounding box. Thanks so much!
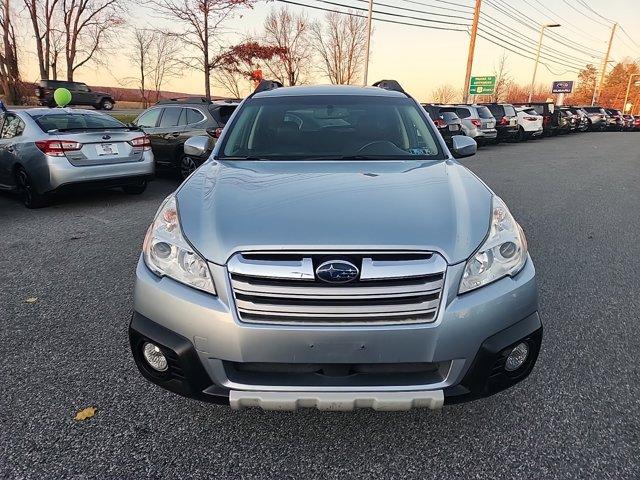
[372,79,406,94]
[156,97,209,105]
[253,80,284,95]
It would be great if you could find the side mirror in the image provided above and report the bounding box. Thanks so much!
[184,135,211,157]
[451,135,477,159]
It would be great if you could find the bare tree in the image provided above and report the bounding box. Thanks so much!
[22,0,60,79]
[129,29,155,107]
[149,32,181,102]
[491,52,511,102]
[0,0,21,103]
[431,83,458,103]
[61,0,125,81]
[263,7,311,86]
[213,68,244,98]
[310,11,368,85]
[128,29,181,106]
[147,0,256,100]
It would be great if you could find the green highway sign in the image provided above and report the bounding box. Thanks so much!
[469,75,496,95]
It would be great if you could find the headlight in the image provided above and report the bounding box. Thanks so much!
[142,195,216,294]
[459,196,528,294]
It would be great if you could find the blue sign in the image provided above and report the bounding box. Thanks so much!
[552,81,574,94]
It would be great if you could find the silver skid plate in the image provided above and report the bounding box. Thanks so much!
[229,390,444,411]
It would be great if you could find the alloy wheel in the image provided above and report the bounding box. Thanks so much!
[180,156,197,180]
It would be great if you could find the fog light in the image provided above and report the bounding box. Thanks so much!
[142,342,168,372]
[505,342,529,372]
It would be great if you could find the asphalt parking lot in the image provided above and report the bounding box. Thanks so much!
[1,132,639,479]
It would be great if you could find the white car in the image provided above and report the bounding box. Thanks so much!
[515,107,543,141]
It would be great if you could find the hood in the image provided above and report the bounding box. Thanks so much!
[176,159,492,265]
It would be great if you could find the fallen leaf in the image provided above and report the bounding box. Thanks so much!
[74,407,97,421]
[25,297,38,304]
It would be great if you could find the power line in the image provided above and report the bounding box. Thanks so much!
[524,0,607,52]
[275,0,469,31]
[476,25,583,71]
[473,30,579,76]
[561,0,610,28]
[397,0,473,16]
[351,0,472,22]
[618,26,640,49]
[488,0,604,60]
[479,13,592,68]
[312,0,471,27]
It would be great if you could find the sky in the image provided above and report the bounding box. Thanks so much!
[17,0,640,102]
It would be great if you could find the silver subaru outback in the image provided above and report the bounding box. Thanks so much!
[130,80,542,411]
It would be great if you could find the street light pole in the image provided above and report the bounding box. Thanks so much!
[622,73,640,113]
[363,0,374,86]
[528,23,560,103]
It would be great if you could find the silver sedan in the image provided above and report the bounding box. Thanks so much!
[0,108,154,208]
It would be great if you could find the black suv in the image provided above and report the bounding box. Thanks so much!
[479,103,518,142]
[35,80,115,110]
[134,98,240,179]
[421,104,464,146]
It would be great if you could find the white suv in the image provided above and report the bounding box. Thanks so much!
[515,107,544,141]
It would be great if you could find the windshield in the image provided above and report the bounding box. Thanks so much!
[220,95,443,160]
[34,113,125,132]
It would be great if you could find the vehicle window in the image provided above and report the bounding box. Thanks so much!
[0,114,25,138]
[439,112,459,122]
[475,106,493,119]
[77,83,90,92]
[186,108,205,125]
[159,107,182,127]
[177,108,189,126]
[503,105,516,117]
[33,113,125,131]
[136,108,162,128]
[421,105,438,117]
[486,105,503,117]
[221,96,443,160]
[524,108,538,115]
[438,107,466,119]
[217,105,237,124]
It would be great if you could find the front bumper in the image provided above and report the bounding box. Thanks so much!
[130,252,541,409]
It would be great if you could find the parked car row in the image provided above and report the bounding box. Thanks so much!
[2,87,638,208]
[421,101,639,148]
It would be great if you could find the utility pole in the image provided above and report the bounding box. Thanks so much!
[529,24,560,103]
[363,0,374,86]
[595,22,617,104]
[463,0,482,104]
[623,73,640,113]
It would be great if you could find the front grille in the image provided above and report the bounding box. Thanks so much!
[227,252,447,325]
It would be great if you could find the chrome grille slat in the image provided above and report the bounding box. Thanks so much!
[230,277,444,299]
[227,252,447,326]
[235,298,441,315]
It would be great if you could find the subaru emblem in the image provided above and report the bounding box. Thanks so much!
[315,260,359,284]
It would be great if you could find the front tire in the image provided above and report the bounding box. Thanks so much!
[15,167,50,208]
[179,154,198,181]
